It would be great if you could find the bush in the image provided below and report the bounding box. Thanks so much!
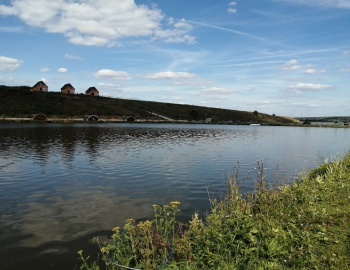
[79,156,350,269]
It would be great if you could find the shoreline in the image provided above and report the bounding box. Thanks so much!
[79,152,350,269]
[1,117,350,128]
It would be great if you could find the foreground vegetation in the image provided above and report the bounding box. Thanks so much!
[0,85,296,124]
[79,153,350,269]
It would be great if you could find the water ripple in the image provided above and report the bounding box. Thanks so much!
[0,123,350,269]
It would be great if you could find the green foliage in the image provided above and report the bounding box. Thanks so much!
[0,85,297,124]
[306,162,333,180]
[79,153,350,269]
[189,110,199,121]
[79,202,183,269]
[77,250,100,270]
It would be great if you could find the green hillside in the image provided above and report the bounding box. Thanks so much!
[0,85,297,124]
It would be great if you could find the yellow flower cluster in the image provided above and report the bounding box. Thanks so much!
[170,201,181,206]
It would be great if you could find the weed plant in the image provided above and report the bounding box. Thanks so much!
[78,154,350,269]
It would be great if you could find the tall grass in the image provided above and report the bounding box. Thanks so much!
[78,154,350,269]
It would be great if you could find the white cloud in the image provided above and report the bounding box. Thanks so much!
[0,0,195,46]
[305,68,316,74]
[305,68,326,74]
[40,67,50,72]
[340,68,350,73]
[153,18,196,44]
[171,96,185,102]
[57,68,68,73]
[228,2,237,13]
[0,56,22,72]
[287,102,323,108]
[288,83,333,93]
[143,71,196,80]
[228,8,237,14]
[97,82,122,88]
[247,100,276,109]
[282,59,301,70]
[95,69,132,80]
[189,20,263,41]
[65,54,82,61]
[0,26,23,32]
[275,0,350,9]
[0,5,17,15]
[199,87,236,95]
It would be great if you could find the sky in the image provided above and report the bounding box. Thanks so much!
[1,0,350,117]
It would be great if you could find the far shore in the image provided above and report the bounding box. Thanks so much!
[0,117,282,125]
[0,117,198,124]
[1,117,123,122]
[2,117,350,128]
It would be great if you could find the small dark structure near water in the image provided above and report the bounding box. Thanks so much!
[33,114,48,121]
[124,116,136,122]
[84,115,100,121]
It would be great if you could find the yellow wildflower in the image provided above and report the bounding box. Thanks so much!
[170,201,181,206]
[112,226,120,232]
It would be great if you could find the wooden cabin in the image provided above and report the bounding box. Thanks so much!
[85,87,99,96]
[61,83,75,94]
[31,81,48,92]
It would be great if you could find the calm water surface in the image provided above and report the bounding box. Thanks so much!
[0,123,349,269]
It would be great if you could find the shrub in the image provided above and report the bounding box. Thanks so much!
[79,156,350,269]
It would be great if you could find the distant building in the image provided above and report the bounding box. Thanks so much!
[85,87,99,96]
[61,83,75,94]
[31,81,48,92]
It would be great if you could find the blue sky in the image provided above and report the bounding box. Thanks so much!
[1,0,350,117]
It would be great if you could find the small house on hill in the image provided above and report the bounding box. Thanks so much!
[32,81,48,92]
[85,87,99,96]
[61,83,75,94]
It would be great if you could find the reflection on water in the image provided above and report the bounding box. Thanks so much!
[0,123,349,269]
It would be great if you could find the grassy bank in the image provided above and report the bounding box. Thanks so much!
[0,85,297,124]
[79,154,350,269]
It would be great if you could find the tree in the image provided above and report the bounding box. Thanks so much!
[190,110,199,121]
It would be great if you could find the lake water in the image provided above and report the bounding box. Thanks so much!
[1,123,349,269]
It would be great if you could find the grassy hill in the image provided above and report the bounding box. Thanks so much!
[0,85,297,124]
